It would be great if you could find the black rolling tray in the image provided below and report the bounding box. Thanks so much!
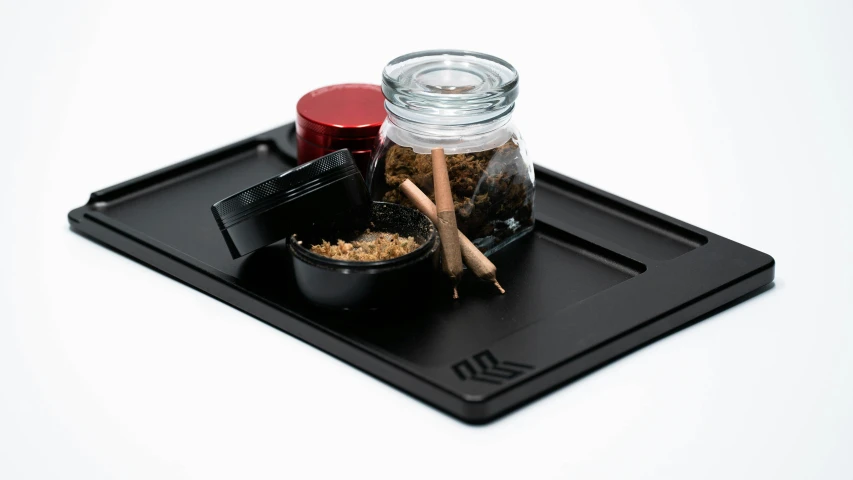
[68,123,775,424]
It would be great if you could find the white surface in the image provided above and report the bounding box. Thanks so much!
[2,1,852,479]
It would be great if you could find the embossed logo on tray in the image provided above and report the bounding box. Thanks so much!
[452,350,534,385]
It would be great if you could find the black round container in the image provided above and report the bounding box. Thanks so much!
[289,202,439,310]
[211,149,370,259]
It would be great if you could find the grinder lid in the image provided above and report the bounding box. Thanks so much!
[211,149,371,258]
[296,84,386,142]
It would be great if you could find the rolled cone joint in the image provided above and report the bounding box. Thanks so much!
[431,148,465,299]
[400,179,505,295]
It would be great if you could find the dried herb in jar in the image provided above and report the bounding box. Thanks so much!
[381,140,534,254]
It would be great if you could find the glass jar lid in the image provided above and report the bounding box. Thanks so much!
[382,50,519,126]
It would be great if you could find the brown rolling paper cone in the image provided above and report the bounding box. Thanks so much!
[400,179,505,295]
[431,148,465,299]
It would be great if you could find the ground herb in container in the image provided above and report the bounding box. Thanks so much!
[308,230,420,262]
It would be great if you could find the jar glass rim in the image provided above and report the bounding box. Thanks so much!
[382,50,519,125]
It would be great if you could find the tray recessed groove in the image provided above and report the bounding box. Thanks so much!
[298,223,642,367]
[536,178,708,261]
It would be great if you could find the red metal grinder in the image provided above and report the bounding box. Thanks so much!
[296,83,386,175]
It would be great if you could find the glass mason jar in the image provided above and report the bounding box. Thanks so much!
[366,50,534,257]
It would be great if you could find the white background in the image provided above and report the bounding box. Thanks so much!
[2,1,852,478]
